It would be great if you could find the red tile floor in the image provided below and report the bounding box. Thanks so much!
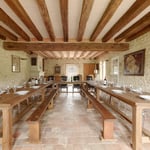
[4,92,150,150]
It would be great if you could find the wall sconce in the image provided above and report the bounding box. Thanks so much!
[94,69,98,74]
[94,63,99,74]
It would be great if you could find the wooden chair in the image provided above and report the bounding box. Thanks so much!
[48,75,55,81]
[60,75,68,92]
[86,75,93,80]
[73,75,81,92]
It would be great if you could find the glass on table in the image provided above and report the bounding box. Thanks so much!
[6,85,10,94]
[13,85,17,93]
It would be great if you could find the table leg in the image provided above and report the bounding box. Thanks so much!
[96,88,100,101]
[41,89,46,102]
[2,107,12,150]
[132,106,142,150]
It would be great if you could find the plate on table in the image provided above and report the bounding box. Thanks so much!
[139,95,150,101]
[0,90,5,94]
[32,86,40,89]
[100,85,107,88]
[15,90,29,95]
[112,89,125,94]
[16,85,23,89]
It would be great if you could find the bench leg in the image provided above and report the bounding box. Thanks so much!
[103,119,114,139]
[28,121,40,143]
[48,98,54,109]
[87,99,93,109]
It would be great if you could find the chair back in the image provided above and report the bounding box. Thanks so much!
[73,75,80,81]
[61,76,67,81]
[48,75,55,81]
[86,75,93,80]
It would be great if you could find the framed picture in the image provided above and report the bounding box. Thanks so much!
[55,65,61,74]
[12,55,20,72]
[31,57,37,66]
[124,49,145,76]
[111,57,119,75]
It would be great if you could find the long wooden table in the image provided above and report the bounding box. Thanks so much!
[87,81,150,150]
[0,82,53,150]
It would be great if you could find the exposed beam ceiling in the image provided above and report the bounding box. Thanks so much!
[0,0,149,59]
[0,34,6,40]
[36,0,55,41]
[126,25,150,42]
[0,25,18,41]
[4,0,43,41]
[115,12,150,42]
[90,0,122,41]
[77,0,94,41]
[102,0,150,42]
[0,8,30,41]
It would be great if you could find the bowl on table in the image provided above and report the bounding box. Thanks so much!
[15,90,29,95]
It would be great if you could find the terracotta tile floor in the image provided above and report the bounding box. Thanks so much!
[2,92,150,150]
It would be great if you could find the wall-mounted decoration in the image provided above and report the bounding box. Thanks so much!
[55,65,61,74]
[31,57,37,66]
[12,55,20,72]
[124,49,145,76]
[111,57,119,75]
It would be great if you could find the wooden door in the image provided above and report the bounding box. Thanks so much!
[83,63,95,80]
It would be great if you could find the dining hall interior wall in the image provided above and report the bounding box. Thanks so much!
[0,40,31,88]
[99,32,150,92]
[44,59,97,78]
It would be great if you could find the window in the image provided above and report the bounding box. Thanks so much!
[66,64,79,81]
[111,57,119,75]
[99,61,106,80]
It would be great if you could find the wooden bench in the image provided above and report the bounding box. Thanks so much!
[27,89,57,143]
[81,87,116,140]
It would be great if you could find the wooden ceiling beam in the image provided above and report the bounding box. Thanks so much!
[80,51,87,58]
[0,25,18,41]
[91,52,100,59]
[93,51,107,59]
[39,51,49,58]
[102,0,150,42]
[95,51,108,59]
[75,51,82,58]
[73,51,82,58]
[3,42,129,51]
[90,0,122,41]
[90,51,99,59]
[126,25,150,42]
[73,51,79,58]
[77,0,94,41]
[50,51,59,58]
[44,51,54,58]
[90,52,99,59]
[59,51,64,58]
[79,51,86,58]
[34,51,46,58]
[0,8,30,41]
[59,0,68,42]
[115,12,150,42]
[85,51,92,58]
[36,0,55,41]
[0,34,6,40]
[55,51,62,58]
[60,52,64,58]
[4,0,43,41]
[67,51,70,59]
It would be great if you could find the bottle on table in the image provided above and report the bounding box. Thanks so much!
[103,77,107,86]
